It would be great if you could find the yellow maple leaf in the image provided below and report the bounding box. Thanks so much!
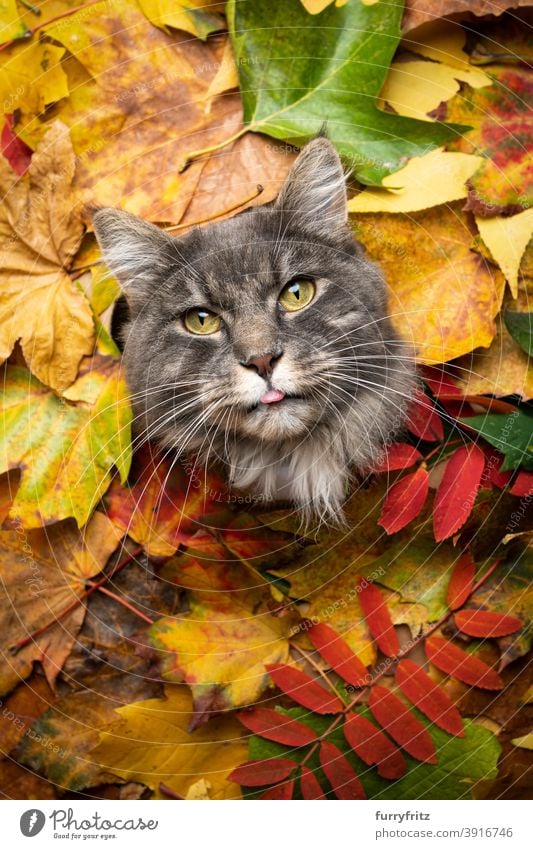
[476,208,533,298]
[0,41,68,116]
[137,0,225,39]
[0,122,94,392]
[150,558,296,721]
[401,19,491,88]
[0,0,28,42]
[93,685,247,800]
[352,202,506,364]
[348,149,483,213]
[0,355,132,528]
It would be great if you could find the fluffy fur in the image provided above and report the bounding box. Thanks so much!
[93,139,416,523]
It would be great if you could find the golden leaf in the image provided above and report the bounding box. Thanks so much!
[352,203,506,364]
[476,209,533,298]
[0,122,94,392]
[93,685,246,799]
[348,149,483,213]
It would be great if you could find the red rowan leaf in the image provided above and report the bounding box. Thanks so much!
[307,622,368,687]
[407,389,444,441]
[426,636,504,690]
[237,708,317,747]
[266,664,343,714]
[319,741,366,800]
[483,449,512,489]
[261,780,294,799]
[357,578,400,657]
[378,467,429,534]
[433,445,486,541]
[422,367,462,398]
[510,471,533,497]
[373,442,422,473]
[395,659,464,737]
[300,766,326,799]
[228,758,296,787]
[343,713,406,779]
[369,686,437,764]
[455,609,523,638]
[446,552,476,611]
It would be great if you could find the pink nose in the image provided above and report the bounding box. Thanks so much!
[243,352,281,379]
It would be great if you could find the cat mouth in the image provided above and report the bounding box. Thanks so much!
[246,392,304,412]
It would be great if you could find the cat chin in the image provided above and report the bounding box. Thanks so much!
[235,399,317,441]
[227,434,349,525]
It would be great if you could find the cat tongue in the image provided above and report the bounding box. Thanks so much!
[260,388,286,404]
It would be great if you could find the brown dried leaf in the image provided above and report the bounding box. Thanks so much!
[0,512,123,695]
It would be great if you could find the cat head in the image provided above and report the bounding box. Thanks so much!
[93,138,415,517]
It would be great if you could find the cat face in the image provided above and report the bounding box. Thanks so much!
[94,139,415,520]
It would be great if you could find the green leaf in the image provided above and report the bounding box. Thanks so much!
[505,310,533,357]
[228,0,463,185]
[461,410,533,471]
[247,707,500,800]
[0,359,132,528]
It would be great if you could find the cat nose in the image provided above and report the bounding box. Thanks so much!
[242,352,282,379]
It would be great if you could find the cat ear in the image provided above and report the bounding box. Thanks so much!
[93,208,173,308]
[275,138,348,235]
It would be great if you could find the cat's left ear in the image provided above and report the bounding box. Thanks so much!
[93,208,174,310]
[275,138,348,235]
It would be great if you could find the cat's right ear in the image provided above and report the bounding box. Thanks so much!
[93,208,173,310]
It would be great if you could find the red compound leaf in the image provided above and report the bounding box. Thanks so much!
[357,578,400,657]
[378,467,429,534]
[343,713,406,779]
[300,766,326,799]
[369,686,437,764]
[307,622,368,687]
[422,367,462,399]
[266,664,343,714]
[426,636,503,690]
[406,389,444,441]
[455,610,523,639]
[395,659,464,737]
[373,442,422,473]
[228,758,296,787]
[446,552,476,611]
[483,449,512,489]
[260,780,294,799]
[319,741,366,800]
[237,708,317,747]
[433,444,486,542]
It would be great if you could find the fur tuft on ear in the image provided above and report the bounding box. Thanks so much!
[275,138,348,235]
[93,208,173,307]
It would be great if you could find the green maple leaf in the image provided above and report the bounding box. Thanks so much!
[228,0,464,184]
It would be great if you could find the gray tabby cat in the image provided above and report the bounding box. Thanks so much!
[93,138,416,523]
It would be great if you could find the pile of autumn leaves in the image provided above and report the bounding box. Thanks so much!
[0,0,531,801]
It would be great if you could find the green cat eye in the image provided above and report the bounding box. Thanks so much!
[278,278,315,312]
[183,308,222,335]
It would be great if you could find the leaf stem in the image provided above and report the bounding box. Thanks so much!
[164,184,264,232]
[178,127,248,173]
[9,544,143,653]
[0,0,103,51]
[293,646,349,707]
[88,581,155,624]
[70,186,264,275]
